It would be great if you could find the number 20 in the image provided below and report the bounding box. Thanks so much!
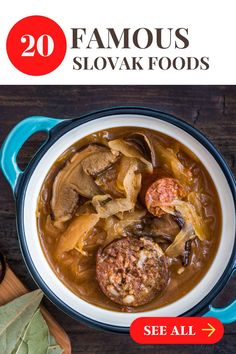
[21,34,54,57]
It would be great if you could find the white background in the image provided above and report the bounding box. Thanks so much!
[0,0,235,84]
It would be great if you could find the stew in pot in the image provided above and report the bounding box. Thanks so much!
[37,127,221,312]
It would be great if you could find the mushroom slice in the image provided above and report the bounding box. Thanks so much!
[126,132,158,167]
[82,148,119,176]
[95,164,124,198]
[142,214,180,240]
[51,145,119,224]
[92,159,142,218]
[108,139,153,173]
[165,222,195,258]
[161,200,209,241]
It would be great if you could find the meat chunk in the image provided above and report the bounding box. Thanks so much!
[96,237,169,307]
[145,177,186,217]
[51,145,119,224]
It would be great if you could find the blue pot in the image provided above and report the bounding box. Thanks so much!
[0,107,236,332]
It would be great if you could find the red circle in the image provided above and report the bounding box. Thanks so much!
[6,16,67,76]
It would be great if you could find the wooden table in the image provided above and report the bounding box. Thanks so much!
[0,85,235,353]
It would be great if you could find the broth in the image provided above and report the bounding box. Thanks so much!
[37,127,221,312]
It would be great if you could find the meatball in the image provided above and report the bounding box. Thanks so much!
[145,177,186,217]
[96,236,169,307]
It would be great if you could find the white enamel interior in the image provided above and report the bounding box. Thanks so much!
[23,114,235,327]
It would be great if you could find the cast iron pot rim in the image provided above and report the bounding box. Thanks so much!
[15,106,236,333]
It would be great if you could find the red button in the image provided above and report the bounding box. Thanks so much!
[6,16,67,76]
[130,317,224,344]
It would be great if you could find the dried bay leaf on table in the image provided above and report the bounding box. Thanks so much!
[47,335,64,354]
[47,345,64,354]
[13,309,63,354]
[49,335,57,346]
[0,289,43,354]
[13,309,49,354]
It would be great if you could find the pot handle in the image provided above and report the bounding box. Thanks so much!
[0,116,64,192]
[203,268,236,324]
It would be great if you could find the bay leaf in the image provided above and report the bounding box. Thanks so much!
[49,335,57,346]
[13,309,49,354]
[47,345,64,354]
[0,289,43,354]
[47,334,63,354]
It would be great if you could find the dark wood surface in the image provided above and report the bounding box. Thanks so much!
[0,86,235,353]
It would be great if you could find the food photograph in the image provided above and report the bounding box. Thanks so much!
[0,85,235,353]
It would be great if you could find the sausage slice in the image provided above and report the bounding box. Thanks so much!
[96,236,169,307]
[145,177,186,217]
